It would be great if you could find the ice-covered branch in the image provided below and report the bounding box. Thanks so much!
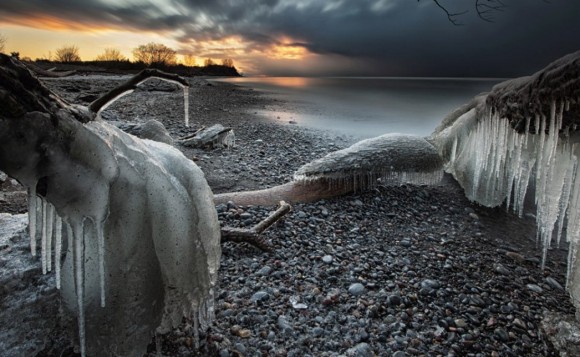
[88,68,190,117]
[215,134,444,207]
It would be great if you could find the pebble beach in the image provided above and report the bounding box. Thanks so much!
[1,74,575,356]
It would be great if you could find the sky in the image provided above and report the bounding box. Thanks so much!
[0,0,579,77]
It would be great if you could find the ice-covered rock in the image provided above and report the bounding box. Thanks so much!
[430,50,580,317]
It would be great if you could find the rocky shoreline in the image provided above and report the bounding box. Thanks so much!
[0,74,575,356]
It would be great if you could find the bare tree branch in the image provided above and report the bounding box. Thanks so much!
[423,0,512,25]
[431,0,468,26]
[476,0,507,22]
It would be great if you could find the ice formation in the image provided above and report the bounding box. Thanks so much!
[0,55,220,355]
[9,118,221,356]
[92,74,190,127]
[184,86,190,127]
[430,50,580,315]
[294,133,443,190]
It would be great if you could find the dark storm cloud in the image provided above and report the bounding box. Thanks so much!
[1,0,579,76]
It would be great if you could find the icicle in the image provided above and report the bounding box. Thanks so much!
[184,87,190,127]
[556,155,576,247]
[55,215,62,289]
[449,136,458,164]
[73,220,86,357]
[41,200,47,274]
[27,186,37,256]
[566,243,577,289]
[46,204,54,272]
[96,222,106,308]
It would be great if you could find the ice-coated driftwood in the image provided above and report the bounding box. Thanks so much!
[0,54,220,356]
[215,134,444,206]
[179,123,235,148]
[294,133,443,189]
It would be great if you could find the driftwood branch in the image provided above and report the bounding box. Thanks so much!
[88,68,189,114]
[221,201,291,251]
[23,61,76,77]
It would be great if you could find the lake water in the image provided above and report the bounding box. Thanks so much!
[214,77,504,139]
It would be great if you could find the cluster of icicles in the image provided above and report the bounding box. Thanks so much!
[294,169,443,192]
[446,100,580,281]
[27,186,103,357]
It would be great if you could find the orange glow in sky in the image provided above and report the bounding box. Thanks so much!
[0,15,312,76]
[267,41,309,60]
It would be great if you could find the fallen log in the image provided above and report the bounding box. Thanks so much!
[214,181,353,206]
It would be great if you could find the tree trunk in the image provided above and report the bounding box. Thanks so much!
[214,180,353,206]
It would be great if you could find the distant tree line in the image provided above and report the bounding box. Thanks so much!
[0,36,238,76]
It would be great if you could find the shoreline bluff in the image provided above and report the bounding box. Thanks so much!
[0,73,576,356]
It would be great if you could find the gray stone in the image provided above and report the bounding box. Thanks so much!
[348,283,366,296]
[494,264,511,275]
[251,291,270,303]
[420,279,441,290]
[400,239,412,248]
[312,327,324,337]
[546,277,563,290]
[277,316,293,334]
[346,342,373,357]
[527,284,543,293]
[257,266,272,276]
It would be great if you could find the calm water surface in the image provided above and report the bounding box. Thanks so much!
[214,77,503,138]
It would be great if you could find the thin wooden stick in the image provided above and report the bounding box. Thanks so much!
[220,201,291,251]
